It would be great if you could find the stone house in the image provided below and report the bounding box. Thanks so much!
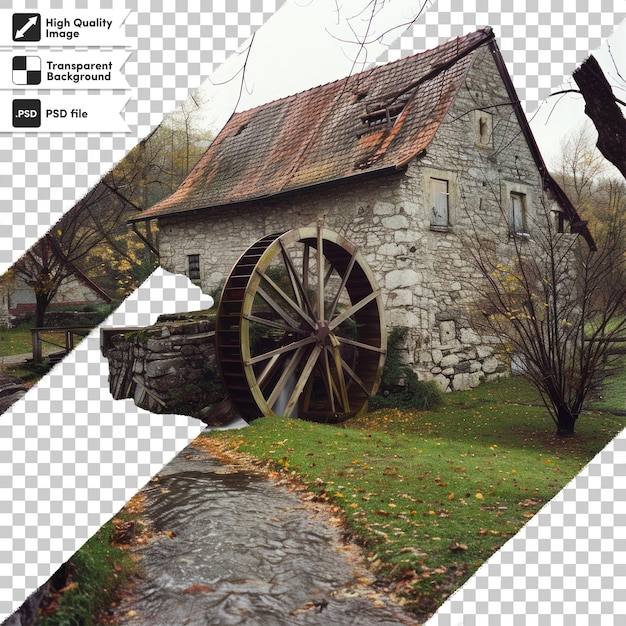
[132,27,591,393]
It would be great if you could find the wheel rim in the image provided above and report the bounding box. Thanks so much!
[215,225,386,422]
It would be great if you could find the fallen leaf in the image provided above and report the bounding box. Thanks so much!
[290,600,329,615]
[518,498,542,507]
[60,581,79,593]
[183,584,215,595]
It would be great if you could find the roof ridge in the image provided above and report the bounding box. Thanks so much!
[228,27,495,119]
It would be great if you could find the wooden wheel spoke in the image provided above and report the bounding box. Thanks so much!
[257,270,315,327]
[316,226,324,321]
[335,335,384,353]
[302,243,310,298]
[323,263,335,289]
[256,354,281,388]
[327,249,358,321]
[301,365,315,413]
[243,314,307,335]
[320,346,341,414]
[338,354,371,395]
[266,346,308,410]
[328,289,380,331]
[300,357,332,414]
[327,368,347,413]
[245,335,317,365]
[330,336,350,412]
[256,283,313,330]
[320,348,338,413]
[282,344,323,417]
[279,239,316,318]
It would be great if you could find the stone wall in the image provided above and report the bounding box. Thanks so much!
[155,45,556,392]
[0,285,10,328]
[106,315,223,418]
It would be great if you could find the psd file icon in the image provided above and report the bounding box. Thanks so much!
[13,99,41,128]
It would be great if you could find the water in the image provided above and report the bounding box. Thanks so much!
[111,442,421,625]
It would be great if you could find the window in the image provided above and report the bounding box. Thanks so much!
[188,254,200,280]
[475,111,493,148]
[430,178,450,230]
[423,168,457,230]
[359,95,410,132]
[510,192,528,236]
[553,208,565,234]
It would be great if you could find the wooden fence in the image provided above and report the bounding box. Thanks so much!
[30,327,92,363]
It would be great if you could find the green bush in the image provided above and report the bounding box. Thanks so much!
[368,327,444,411]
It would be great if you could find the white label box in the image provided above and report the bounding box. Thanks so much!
[3,9,131,47]
[2,50,130,90]
[4,93,131,133]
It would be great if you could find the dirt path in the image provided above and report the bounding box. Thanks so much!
[0,353,31,365]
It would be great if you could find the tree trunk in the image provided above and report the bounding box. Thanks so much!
[556,405,577,437]
[34,291,50,327]
[573,55,626,180]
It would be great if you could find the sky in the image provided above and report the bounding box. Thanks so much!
[529,19,626,172]
[184,0,625,177]
[195,0,426,129]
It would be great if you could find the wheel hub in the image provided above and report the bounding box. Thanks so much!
[316,323,332,346]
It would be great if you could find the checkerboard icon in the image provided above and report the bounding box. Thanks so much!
[13,56,41,86]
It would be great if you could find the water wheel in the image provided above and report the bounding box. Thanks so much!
[215,224,386,422]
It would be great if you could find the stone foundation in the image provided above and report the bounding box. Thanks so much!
[104,310,509,421]
[105,314,223,419]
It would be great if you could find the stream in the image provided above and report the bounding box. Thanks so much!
[110,438,421,625]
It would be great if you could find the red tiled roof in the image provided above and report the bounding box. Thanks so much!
[138,28,495,220]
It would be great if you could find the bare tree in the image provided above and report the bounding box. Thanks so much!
[12,236,66,328]
[11,169,143,327]
[470,195,626,437]
[552,124,611,208]
[9,100,213,325]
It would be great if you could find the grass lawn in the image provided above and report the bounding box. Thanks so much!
[203,376,625,619]
[0,321,33,356]
[0,321,73,358]
[36,518,139,626]
[0,322,81,390]
[592,355,626,414]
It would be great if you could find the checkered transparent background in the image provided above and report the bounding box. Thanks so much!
[381,0,621,114]
[2,0,625,623]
